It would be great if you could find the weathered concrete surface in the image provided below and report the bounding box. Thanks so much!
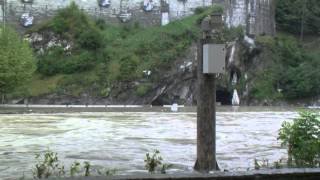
[48,169,320,180]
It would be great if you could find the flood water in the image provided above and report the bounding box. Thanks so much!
[0,107,298,179]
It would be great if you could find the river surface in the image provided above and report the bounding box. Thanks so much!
[0,107,298,179]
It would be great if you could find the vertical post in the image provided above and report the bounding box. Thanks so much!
[195,13,224,172]
[1,94,4,104]
[300,0,306,42]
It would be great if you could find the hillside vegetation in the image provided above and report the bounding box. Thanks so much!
[0,26,35,100]
[5,1,319,105]
[250,0,320,102]
[19,3,223,98]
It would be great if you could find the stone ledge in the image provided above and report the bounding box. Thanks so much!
[49,168,320,180]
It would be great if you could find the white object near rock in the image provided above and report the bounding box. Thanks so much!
[98,0,111,8]
[244,35,256,51]
[143,0,154,11]
[21,0,33,3]
[232,73,237,85]
[232,89,240,106]
[171,103,178,112]
[20,13,34,27]
[143,70,152,76]
[161,12,169,26]
[228,42,236,64]
[119,13,132,23]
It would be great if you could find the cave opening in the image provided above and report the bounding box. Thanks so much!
[216,90,232,105]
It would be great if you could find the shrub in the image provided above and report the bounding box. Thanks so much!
[77,28,104,50]
[34,2,104,76]
[144,150,172,174]
[33,150,65,179]
[278,111,320,167]
[144,150,163,174]
[136,83,152,97]
[37,48,95,75]
[194,7,207,15]
[32,150,116,179]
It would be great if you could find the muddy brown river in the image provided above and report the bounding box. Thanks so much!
[0,107,298,179]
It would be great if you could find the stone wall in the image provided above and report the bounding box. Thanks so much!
[2,0,275,36]
[48,168,320,180]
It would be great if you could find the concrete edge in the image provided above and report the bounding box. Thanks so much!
[47,168,320,180]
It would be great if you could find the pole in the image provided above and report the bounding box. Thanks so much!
[300,0,306,42]
[195,38,217,172]
[194,14,223,172]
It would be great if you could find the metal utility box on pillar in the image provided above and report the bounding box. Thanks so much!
[203,44,226,74]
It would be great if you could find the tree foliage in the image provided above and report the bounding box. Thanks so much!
[276,0,320,35]
[35,2,104,75]
[0,27,35,94]
[252,35,320,100]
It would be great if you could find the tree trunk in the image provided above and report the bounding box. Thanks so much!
[300,0,306,42]
[1,93,4,104]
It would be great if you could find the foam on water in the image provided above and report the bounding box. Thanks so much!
[0,110,297,179]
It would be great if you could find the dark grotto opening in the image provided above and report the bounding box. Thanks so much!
[216,90,232,105]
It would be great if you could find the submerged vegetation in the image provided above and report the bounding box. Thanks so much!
[32,150,116,179]
[279,111,320,168]
[30,149,170,179]
[144,150,172,174]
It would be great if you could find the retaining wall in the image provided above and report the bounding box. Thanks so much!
[2,0,275,36]
[49,168,320,180]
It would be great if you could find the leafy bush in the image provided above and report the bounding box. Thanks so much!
[34,2,104,76]
[194,7,207,14]
[49,2,91,37]
[278,111,320,167]
[37,47,95,75]
[136,83,152,97]
[77,28,104,50]
[33,151,65,179]
[144,150,172,174]
[32,150,116,179]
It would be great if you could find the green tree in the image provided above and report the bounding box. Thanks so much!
[253,35,320,100]
[276,0,320,38]
[0,27,36,102]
